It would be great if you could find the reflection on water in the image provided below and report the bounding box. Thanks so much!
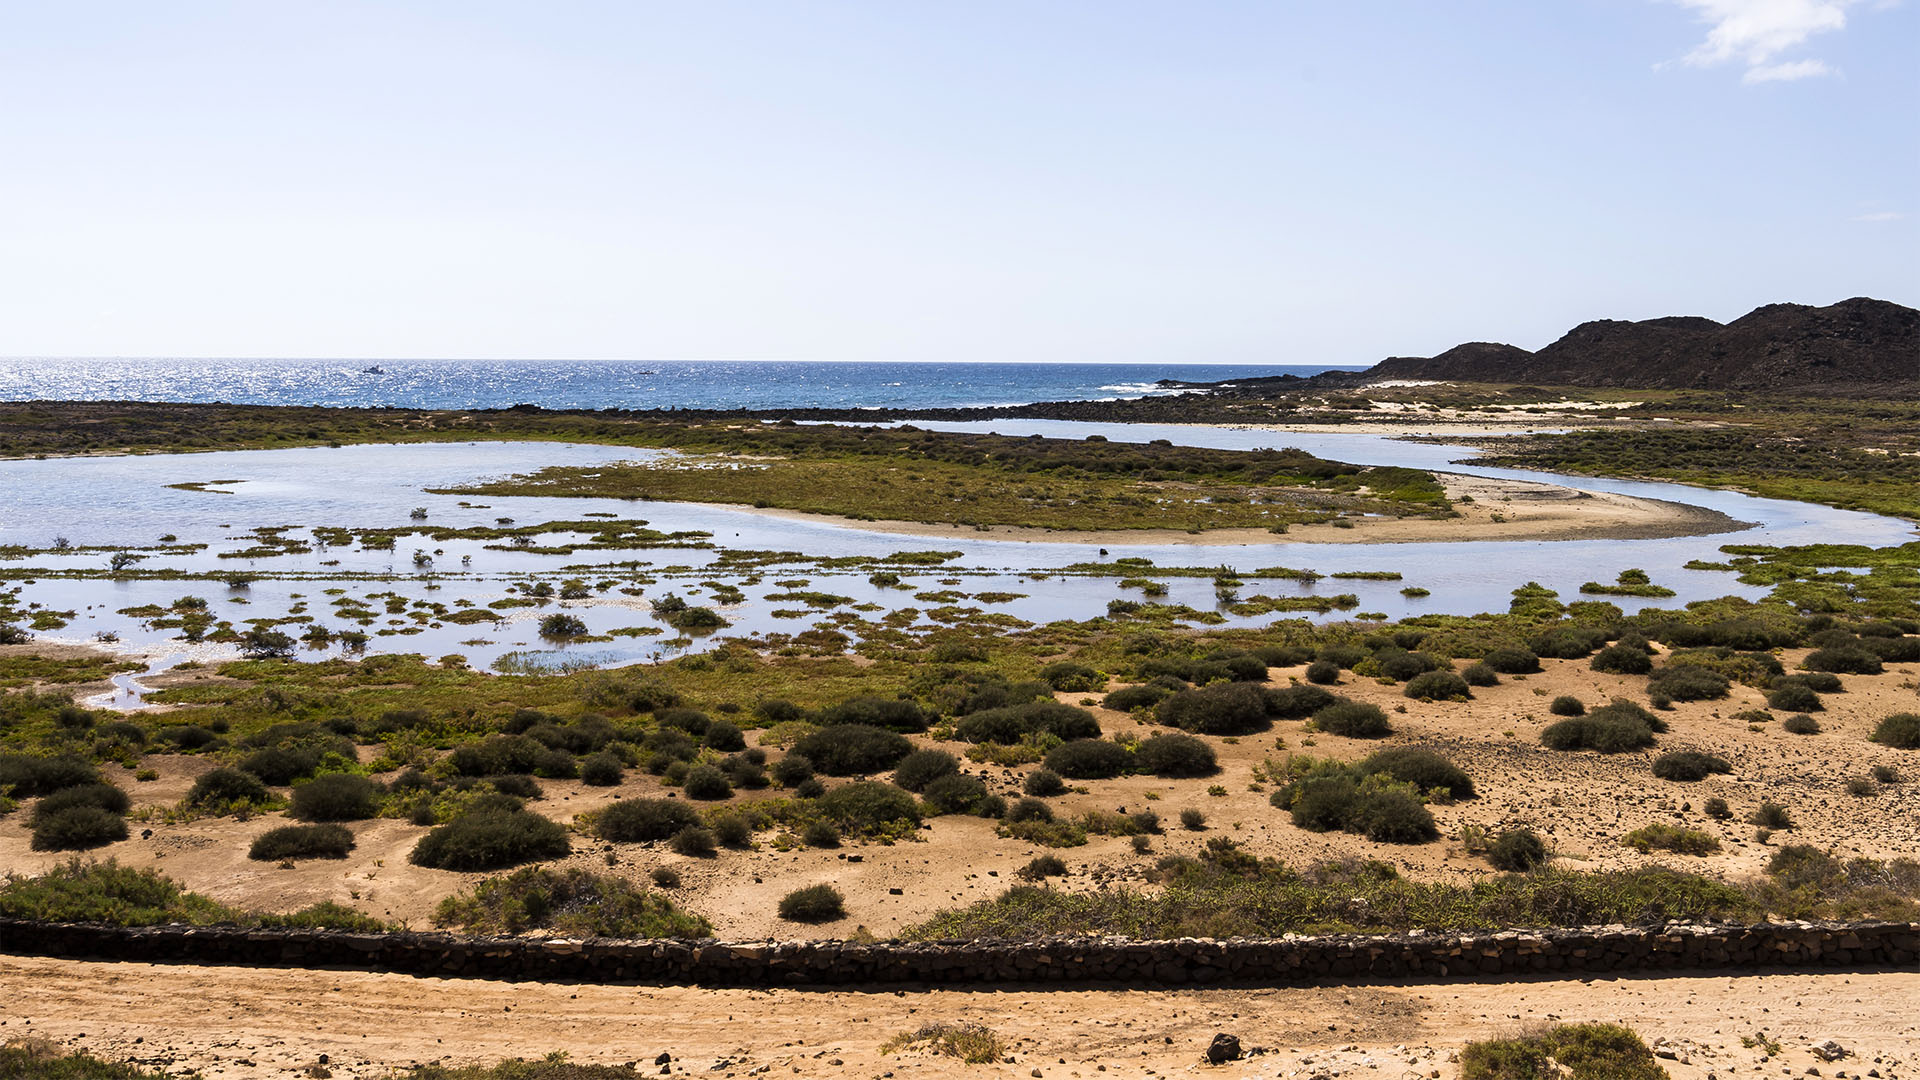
[4,428,1911,696]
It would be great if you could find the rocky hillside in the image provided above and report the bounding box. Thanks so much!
[1363,297,1917,390]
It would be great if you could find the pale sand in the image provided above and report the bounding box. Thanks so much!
[3,955,1914,1078]
[727,470,1746,546]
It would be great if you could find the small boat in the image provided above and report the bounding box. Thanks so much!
[362,365,386,374]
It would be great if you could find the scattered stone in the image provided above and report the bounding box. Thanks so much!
[1814,1043,1850,1063]
[1206,1034,1243,1065]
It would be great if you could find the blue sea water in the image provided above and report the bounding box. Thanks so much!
[0,358,1358,411]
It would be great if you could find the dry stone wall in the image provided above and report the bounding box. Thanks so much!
[1,918,1913,987]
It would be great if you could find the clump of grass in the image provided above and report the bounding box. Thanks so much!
[1749,801,1793,830]
[1870,713,1920,749]
[879,1023,1006,1065]
[1018,854,1067,880]
[1486,829,1549,872]
[1650,751,1731,782]
[410,806,570,871]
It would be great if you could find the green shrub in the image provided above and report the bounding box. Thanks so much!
[681,764,733,800]
[814,696,930,732]
[1156,682,1269,735]
[1312,700,1392,738]
[922,773,989,815]
[816,780,923,835]
[1651,751,1731,782]
[410,808,570,870]
[0,755,101,798]
[1459,1022,1667,1080]
[184,767,272,810]
[1765,682,1822,713]
[892,749,961,792]
[702,720,746,752]
[1179,807,1207,830]
[1486,828,1548,871]
[1461,663,1499,687]
[579,751,625,786]
[1591,644,1653,675]
[1870,713,1920,749]
[1043,739,1133,779]
[1531,627,1605,660]
[1304,659,1341,684]
[594,798,700,842]
[289,773,380,821]
[1777,671,1843,693]
[1022,769,1065,797]
[778,883,846,922]
[31,783,130,821]
[669,825,717,856]
[953,701,1100,744]
[433,866,711,938]
[1540,701,1658,753]
[1782,714,1821,735]
[1360,747,1475,799]
[1134,733,1218,778]
[1018,854,1067,879]
[1704,797,1732,819]
[448,734,545,777]
[1482,647,1542,675]
[1749,801,1793,829]
[1274,774,1436,844]
[712,812,753,848]
[1548,695,1586,717]
[770,753,814,787]
[1622,823,1720,855]
[1005,796,1053,823]
[1646,665,1730,703]
[1263,684,1337,719]
[1805,647,1883,675]
[249,823,354,861]
[802,820,840,847]
[1101,684,1169,712]
[30,806,128,851]
[1403,670,1472,701]
[1040,661,1103,692]
[789,724,914,774]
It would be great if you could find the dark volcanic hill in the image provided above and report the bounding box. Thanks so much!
[1361,297,1918,391]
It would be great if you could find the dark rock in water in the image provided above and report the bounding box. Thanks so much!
[1206,1033,1242,1064]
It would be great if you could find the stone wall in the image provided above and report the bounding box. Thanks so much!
[1,918,1913,986]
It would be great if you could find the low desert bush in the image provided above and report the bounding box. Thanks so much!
[815,780,923,836]
[1360,747,1475,799]
[1403,670,1472,702]
[1043,739,1133,779]
[1540,701,1659,753]
[184,767,272,810]
[680,764,733,800]
[1022,768,1066,797]
[1459,1022,1666,1080]
[1156,682,1269,735]
[802,820,841,847]
[1263,684,1337,719]
[1487,828,1549,872]
[29,806,127,851]
[289,773,381,821]
[954,701,1100,744]
[1782,714,1821,735]
[1312,700,1392,738]
[1766,682,1823,713]
[1590,644,1653,675]
[1039,661,1103,692]
[892,749,961,793]
[1651,751,1732,782]
[1179,807,1207,830]
[433,866,710,938]
[1482,647,1542,674]
[1804,647,1883,675]
[579,751,625,786]
[1749,801,1794,829]
[1304,659,1341,684]
[1101,684,1169,712]
[777,883,845,922]
[1869,713,1920,749]
[1461,663,1499,687]
[669,825,717,857]
[789,724,914,774]
[1549,695,1586,717]
[248,823,354,861]
[1018,854,1067,879]
[1647,665,1730,702]
[1621,823,1721,855]
[1134,733,1218,778]
[922,773,990,815]
[593,798,700,843]
[410,807,570,871]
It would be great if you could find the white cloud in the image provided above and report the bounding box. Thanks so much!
[1743,57,1832,80]
[1667,0,1868,82]
[1851,210,1908,222]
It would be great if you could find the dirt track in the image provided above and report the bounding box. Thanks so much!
[3,955,1916,1078]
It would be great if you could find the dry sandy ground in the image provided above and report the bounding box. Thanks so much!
[2,649,1915,939]
[2,955,1914,1080]
[731,470,1743,547]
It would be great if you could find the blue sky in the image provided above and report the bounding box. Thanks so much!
[0,1,1912,364]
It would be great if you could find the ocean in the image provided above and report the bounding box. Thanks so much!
[0,357,1358,412]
